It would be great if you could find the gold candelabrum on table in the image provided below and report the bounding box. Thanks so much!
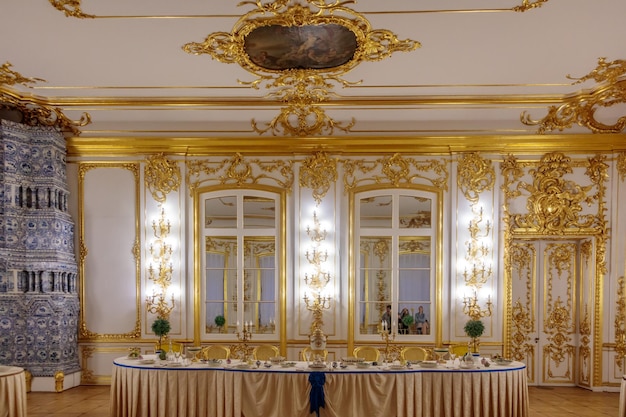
[233,322,254,361]
[379,324,399,361]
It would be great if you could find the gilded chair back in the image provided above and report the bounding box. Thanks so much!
[449,344,469,358]
[301,347,328,362]
[252,345,281,361]
[400,346,429,362]
[201,345,231,360]
[154,340,184,354]
[353,346,380,362]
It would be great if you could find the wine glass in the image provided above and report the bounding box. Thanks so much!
[448,346,457,366]
[304,350,311,364]
[174,349,182,363]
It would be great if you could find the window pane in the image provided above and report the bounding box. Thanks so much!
[244,196,275,229]
[205,196,237,228]
[399,195,432,229]
[360,195,392,228]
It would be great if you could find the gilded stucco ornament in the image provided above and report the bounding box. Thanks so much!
[182,0,420,136]
[0,62,91,136]
[521,58,626,134]
[617,153,626,182]
[186,153,294,193]
[299,151,337,205]
[145,154,182,203]
[341,154,448,193]
[615,277,626,361]
[457,153,495,204]
[512,152,597,234]
[48,0,95,18]
[512,0,550,12]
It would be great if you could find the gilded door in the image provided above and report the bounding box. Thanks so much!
[509,239,592,386]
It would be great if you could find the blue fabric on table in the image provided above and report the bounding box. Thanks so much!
[308,372,326,416]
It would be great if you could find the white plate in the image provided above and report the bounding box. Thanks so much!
[139,359,155,365]
[166,362,183,367]
[281,362,297,368]
[235,363,251,369]
[389,365,406,370]
[419,361,438,368]
[308,363,327,369]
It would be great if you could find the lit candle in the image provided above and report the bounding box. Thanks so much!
[237,321,240,331]
[382,320,386,331]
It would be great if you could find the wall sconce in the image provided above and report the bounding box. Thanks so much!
[145,205,176,320]
[462,290,492,321]
[303,210,332,333]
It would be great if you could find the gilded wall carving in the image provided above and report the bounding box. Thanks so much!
[299,151,337,205]
[186,153,294,194]
[457,152,495,204]
[145,154,181,203]
[341,153,448,192]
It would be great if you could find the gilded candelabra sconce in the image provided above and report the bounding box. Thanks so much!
[302,211,333,334]
[463,290,493,321]
[145,206,176,320]
[182,0,420,136]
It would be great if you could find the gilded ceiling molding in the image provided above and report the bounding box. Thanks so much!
[0,62,45,87]
[456,152,495,204]
[512,0,549,12]
[145,154,182,203]
[341,153,448,193]
[299,151,338,205]
[182,0,420,136]
[521,58,626,134]
[48,0,95,19]
[185,153,295,194]
[0,62,91,136]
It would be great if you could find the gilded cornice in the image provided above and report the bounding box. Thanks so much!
[522,58,626,134]
[0,62,91,136]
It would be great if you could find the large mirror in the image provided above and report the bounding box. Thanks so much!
[199,190,280,339]
[354,189,437,340]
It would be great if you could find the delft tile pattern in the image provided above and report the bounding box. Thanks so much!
[0,120,80,376]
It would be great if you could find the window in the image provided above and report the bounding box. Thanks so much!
[199,190,280,340]
[354,189,437,339]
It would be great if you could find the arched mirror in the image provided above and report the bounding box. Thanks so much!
[196,189,283,342]
[352,188,440,342]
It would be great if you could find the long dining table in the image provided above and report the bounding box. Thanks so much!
[111,356,529,417]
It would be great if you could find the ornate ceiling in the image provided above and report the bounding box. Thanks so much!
[1,0,625,154]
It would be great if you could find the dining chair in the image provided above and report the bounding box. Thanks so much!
[449,344,469,358]
[252,344,281,360]
[400,346,429,362]
[201,345,231,360]
[353,346,380,362]
[301,347,328,362]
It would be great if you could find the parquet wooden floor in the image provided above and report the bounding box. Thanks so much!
[26,385,620,416]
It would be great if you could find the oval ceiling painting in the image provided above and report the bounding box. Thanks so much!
[245,24,358,71]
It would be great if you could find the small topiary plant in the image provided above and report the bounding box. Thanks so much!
[464,319,485,352]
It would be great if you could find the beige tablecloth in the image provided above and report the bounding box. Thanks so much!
[111,358,528,417]
[0,366,27,417]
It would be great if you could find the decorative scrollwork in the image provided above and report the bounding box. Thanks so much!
[457,153,495,204]
[512,152,598,233]
[521,58,626,134]
[185,153,295,194]
[342,154,448,192]
[512,0,550,12]
[299,151,338,205]
[1,62,91,136]
[145,154,181,203]
[0,62,45,87]
[48,0,95,18]
[182,0,420,136]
